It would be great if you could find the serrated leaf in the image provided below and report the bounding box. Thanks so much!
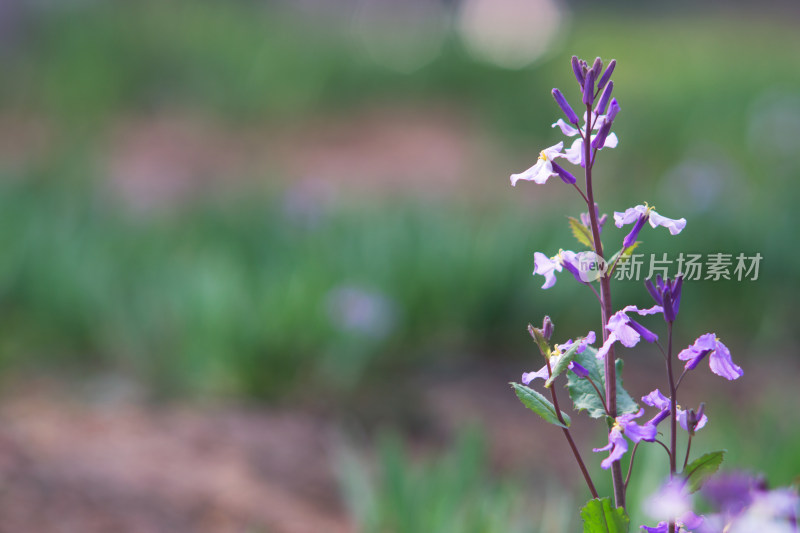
[511,382,571,428]
[545,343,581,388]
[568,216,594,248]
[580,497,630,533]
[567,347,640,419]
[684,450,725,493]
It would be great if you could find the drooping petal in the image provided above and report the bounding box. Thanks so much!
[564,138,585,166]
[614,205,649,227]
[522,364,550,384]
[624,419,657,443]
[708,339,743,380]
[552,119,581,137]
[649,211,687,235]
[510,142,564,186]
[595,332,617,359]
[642,389,671,410]
[594,427,628,470]
[533,252,561,289]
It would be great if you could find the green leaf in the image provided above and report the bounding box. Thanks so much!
[545,343,581,388]
[580,497,630,533]
[568,216,594,248]
[510,382,571,428]
[684,450,725,493]
[567,347,640,419]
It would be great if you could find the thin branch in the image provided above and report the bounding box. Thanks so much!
[624,441,642,491]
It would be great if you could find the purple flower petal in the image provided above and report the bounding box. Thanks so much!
[642,389,671,410]
[533,252,561,289]
[708,339,743,380]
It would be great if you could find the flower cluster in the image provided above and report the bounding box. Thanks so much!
[507,55,770,533]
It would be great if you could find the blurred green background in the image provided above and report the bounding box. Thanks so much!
[0,0,798,530]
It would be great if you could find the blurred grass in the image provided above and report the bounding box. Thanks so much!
[0,1,798,399]
[337,429,577,533]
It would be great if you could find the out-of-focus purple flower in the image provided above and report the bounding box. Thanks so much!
[642,513,703,533]
[580,204,608,234]
[645,275,683,323]
[615,204,687,244]
[699,473,798,533]
[596,305,662,359]
[533,249,589,289]
[510,142,576,186]
[678,333,743,380]
[326,285,396,339]
[642,389,708,432]
[552,88,580,125]
[521,331,597,385]
[593,409,656,469]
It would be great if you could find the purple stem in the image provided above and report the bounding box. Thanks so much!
[666,321,677,533]
[583,102,625,509]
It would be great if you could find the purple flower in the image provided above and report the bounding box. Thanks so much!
[580,204,608,234]
[614,204,687,245]
[521,332,597,385]
[532,250,588,289]
[510,142,576,186]
[554,111,619,167]
[593,409,657,469]
[678,333,743,380]
[642,389,708,432]
[699,473,798,533]
[645,275,683,322]
[641,513,703,533]
[596,304,662,359]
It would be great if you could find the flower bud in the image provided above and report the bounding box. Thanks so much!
[591,57,603,78]
[542,316,554,340]
[552,88,580,125]
[582,68,596,106]
[597,59,616,90]
[527,323,550,357]
[594,80,613,115]
[571,55,584,85]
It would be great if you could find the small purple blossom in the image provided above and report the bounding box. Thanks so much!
[615,204,687,243]
[645,275,683,323]
[554,110,619,167]
[678,333,743,380]
[596,305,662,359]
[510,142,572,186]
[641,513,703,533]
[699,473,798,533]
[532,250,587,289]
[521,332,597,385]
[580,204,608,234]
[593,409,657,469]
[642,389,708,432]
